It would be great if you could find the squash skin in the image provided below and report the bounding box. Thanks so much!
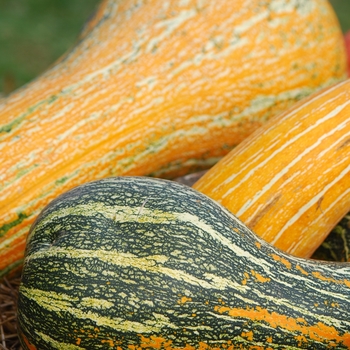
[0,0,346,278]
[312,212,350,262]
[344,31,350,76]
[17,177,350,349]
[193,79,350,259]
[177,172,350,263]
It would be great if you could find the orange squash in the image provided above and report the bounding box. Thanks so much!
[0,0,346,277]
[344,30,350,76]
[193,79,350,258]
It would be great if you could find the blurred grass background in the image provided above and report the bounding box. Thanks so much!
[0,0,99,96]
[0,0,349,96]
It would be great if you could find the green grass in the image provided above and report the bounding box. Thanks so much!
[0,0,99,95]
[330,0,350,33]
[0,0,349,95]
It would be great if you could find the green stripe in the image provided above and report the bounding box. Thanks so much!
[17,177,350,349]
[0,258,24,280]
[0,212,28,237]
[0,99,47,135]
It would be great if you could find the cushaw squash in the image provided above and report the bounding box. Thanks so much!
[344,30,350,76]
[312,211,350,262]
[193,79,350,259]
[0,0,347,278]
[17,177,350,349]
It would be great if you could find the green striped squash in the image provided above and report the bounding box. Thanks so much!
[17,177,350,349]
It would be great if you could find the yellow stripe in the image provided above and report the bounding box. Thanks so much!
[36,331,85,350]
[20,286,211,333]
[270,164,350,245]
[29,200,272,273]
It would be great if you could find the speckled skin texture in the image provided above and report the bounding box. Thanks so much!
[18,177,350,349]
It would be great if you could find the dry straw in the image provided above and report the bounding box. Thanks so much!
[0,275,22,350]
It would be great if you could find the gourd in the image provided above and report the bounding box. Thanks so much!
[312,211,350,262]
[344,30,350,76]
[0,0,346,279]
[17,177,350,349]
[193,79,350,258]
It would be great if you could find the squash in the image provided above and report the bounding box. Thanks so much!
[193,79,350,258]
[176,173,350,262]
[177,171,350,263]
[344,30,350,76]
[17,177,350,349]
[312,211,350,262]
[0,0,346,279]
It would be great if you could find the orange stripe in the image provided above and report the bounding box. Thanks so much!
[213,305,350,346]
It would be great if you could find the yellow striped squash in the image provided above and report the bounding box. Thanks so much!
[193,79,350,258]
[0,0,346,278]
[312,211,350,262]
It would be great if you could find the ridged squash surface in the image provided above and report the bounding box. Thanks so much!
[194,79,350,258]
[0,0,346,277]
[17,177,350,349]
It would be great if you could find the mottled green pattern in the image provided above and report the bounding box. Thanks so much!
[0,212,28,237]
[18,177,350,349]
[312,212,350,262]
